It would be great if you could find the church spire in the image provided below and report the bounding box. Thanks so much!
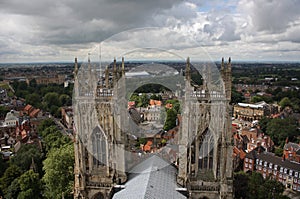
[113,57,117,84]
[74,57,78,76]
[227,57,231,72]
[105,65,109,88]
[121,57,125,77]
[221,57,224,71]
[185,57,191,81]
[88,53,91,73]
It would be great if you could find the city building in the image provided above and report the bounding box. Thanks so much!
[61,107,74,129]
[73,57,233,198]
[244,150,300,192]
[284,142,300,163]
[3,110,20,127]
[233,101,279,121]
[26,74,65,85]
[240,127,274,152]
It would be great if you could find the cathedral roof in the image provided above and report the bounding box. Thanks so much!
[112,154,186,199]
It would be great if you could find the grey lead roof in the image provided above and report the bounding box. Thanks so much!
[257,152,300,172]
[112,155,186,199]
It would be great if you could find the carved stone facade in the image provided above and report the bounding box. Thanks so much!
[73,57,233,199]
[73,57,127,199]
[177,58,233,199]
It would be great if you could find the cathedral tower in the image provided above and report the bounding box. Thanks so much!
[73,57,127,199]
[177,57,233,199]
[73,57,233,199]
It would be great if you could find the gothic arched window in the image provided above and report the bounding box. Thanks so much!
[198,129,214,170]
[92,126,107,167]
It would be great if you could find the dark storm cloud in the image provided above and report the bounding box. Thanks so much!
[1,0,300,62]
[0,0,183,45]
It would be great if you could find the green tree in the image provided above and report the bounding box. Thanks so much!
[43,143,74,199]
[0,165,22,196]
[260,178,285,199]
[165,99,180,113]
[248,172,264,199]
[163,108,178,131]
[266,118,299,146]
[37,119,56,133]
[136,137,147,147]
[0,106,8,119]
[231,87,245,104]
[290,97,300,112]
[0,156,7,177]
[275,147,283,157]
[279,97,292,109]
[50,105,61,118]
[233,172,249,199]
[29,78,37,88]
[25,93,41,108]
[150,94,159,100]
[44,92,61,108]
[10,144,43,175]
[5,178,20,199]
[18,170,42,199]
[258,117,271,133]
[138,94,149,108]
[42,127,71,152]
[173,102,181,114]
[59,94,71,106]
[129,94,139,106]
[251,95,273,103]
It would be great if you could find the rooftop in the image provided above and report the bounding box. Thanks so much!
[257,152,300,171]
[113,155,186,199]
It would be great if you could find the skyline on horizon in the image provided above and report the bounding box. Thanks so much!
[1,0,300,63]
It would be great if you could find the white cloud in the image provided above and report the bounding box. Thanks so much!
[0,0,300,62]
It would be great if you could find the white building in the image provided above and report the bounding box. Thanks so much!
[3,110,19,127]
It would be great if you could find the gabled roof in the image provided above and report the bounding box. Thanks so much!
[233,146,246,159]
[29,108,40,118]
[113,155,186,199]
[237,101,267,109]
[245,146,266,159]
[257,152,300,172]
[24,104,33,112]
[5,110,19,121]
[284,142,300,151]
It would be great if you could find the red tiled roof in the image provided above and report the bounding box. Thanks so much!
[128,101,135,106]
[21,129,27,140]
[24,104,33,112]
[29,108,40,118]
[165,103,173,109]
[149,100,162,106]
[233,146,246,160]
[143,140,153,152]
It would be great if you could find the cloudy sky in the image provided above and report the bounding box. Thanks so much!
[0,0,300,63]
